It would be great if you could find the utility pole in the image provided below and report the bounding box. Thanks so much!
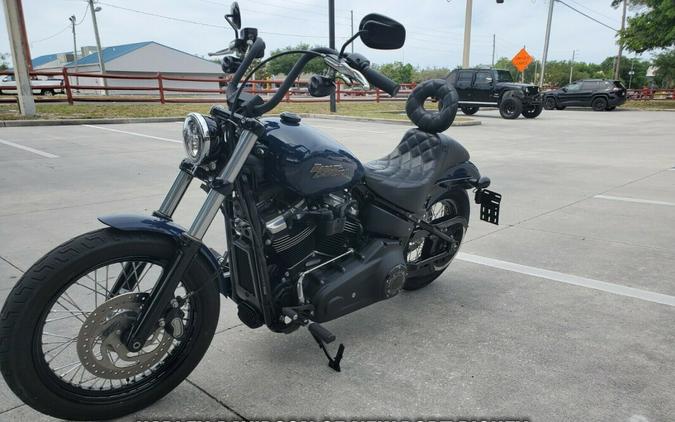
[328,0,336,112]
[2,0,35,116]
[69,15,79,89]
[350,10,354,54]
[88,0,108,95]
[462,0,473,68]
[628,60,635,89]
[613,0,627,80]
[569,49,575,84]
[539,0,554,87]
[491,34,495,67]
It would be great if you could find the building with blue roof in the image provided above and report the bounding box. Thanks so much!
[34,41,223,95]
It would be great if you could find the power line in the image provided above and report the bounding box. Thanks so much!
[30,25,70,44]
[97,1,340,40]
[556,0,618,32]
[566,0,616,21]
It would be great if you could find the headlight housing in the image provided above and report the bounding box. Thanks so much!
[182,113,219,165]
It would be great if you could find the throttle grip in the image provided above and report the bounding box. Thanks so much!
[362,67,400,97]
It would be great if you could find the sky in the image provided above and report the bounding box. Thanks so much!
[1,0,645,69]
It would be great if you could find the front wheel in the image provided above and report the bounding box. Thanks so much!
[543,96,557,110]
[403,190,469,291]
[0,228,220,420]
[499,96,522,119]
[522,104,543,118]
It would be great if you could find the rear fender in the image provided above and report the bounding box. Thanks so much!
[98,213,231,297]
[435,160,486,190]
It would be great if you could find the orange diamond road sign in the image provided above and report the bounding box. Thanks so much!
[511,48,533,72]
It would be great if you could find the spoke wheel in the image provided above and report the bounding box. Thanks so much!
[37,259,191,393]
[403,190,468,291]
[0,229,220,420]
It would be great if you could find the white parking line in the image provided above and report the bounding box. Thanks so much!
[594,194,675,207]
[0,138,59,158]
[83,124,181,144]
[457,253,675,307]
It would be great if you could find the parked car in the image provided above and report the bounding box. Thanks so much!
[444,68,543,119]
[543,79,626,111]
[0,75,65,96]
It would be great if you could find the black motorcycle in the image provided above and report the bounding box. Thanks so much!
[0,3,500,420]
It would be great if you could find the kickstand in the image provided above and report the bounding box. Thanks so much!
[310,332,345,372]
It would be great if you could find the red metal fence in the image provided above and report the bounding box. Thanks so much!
[0,69,416,105]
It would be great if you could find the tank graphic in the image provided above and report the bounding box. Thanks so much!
[260,117,364,196]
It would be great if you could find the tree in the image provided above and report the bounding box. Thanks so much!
[412,66,451,82]
[611,0,675,53]
[0,53,8,71]
[653,49,675,87]
[374,61,414,83]
[265,44,326,76]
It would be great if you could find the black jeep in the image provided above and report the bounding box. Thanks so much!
[444,68,543,119]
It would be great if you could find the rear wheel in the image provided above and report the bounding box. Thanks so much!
[592,96,608,111]
[606,105,616,111]
[40,89,55,96]
[460,105,479,115]
[0,228,220,420]
[403,190,468,291]
[556,105,566,110]
[499,96,522,119]
[522,104,543,118]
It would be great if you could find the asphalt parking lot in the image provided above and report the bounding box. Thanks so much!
[0,108,674,421]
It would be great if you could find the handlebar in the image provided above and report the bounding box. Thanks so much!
[361,67,400,97]
[226,38,398,117]
[345,53,400,97]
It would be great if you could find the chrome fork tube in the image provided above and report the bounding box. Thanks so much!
[187,129,259,240]
[157,170,193,218]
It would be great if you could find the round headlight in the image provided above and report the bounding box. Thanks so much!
[182,113,212,164]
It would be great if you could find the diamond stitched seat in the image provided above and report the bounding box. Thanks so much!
[364,128,470,213]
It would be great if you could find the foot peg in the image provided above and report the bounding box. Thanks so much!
[308,323,345,372]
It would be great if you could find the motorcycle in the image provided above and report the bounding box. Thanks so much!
[0,3,501,420]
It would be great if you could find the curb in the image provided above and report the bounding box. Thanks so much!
[0,116,183,127]
[1,114,481,128]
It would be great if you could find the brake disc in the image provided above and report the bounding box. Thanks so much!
[76,292,173,380]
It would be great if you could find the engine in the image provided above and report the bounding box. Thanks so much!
[258,189,363,305]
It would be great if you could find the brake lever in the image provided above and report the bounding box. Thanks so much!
[323,55,370,89]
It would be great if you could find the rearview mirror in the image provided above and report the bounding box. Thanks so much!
[226,2,241,31]
[562,87,567,92]
[359,14,405,50]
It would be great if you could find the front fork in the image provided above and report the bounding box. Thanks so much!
[122,128,260,351]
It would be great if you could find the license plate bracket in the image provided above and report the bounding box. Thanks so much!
[475,189,502,225]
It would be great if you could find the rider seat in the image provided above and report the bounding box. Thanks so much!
[364,128,469,213]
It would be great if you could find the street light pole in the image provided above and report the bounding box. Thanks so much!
[328,0,336,112]
[613,0,627,80]
[350,10,354,54]
[491,34,495,67]
[88,0,108,95]
[69,15,79,89]
[2,0,35,116]
[539,0,554,87]
[462,0,473,68]
[539,0,555,87]
[569,49,575,84]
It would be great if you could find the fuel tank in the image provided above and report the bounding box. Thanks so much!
[260,116,364,197]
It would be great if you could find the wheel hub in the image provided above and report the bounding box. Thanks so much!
[76,292,172,380]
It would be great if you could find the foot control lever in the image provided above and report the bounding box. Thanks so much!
[308,323,344,372]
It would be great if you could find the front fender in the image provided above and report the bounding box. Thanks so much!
[98,213,231,297]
